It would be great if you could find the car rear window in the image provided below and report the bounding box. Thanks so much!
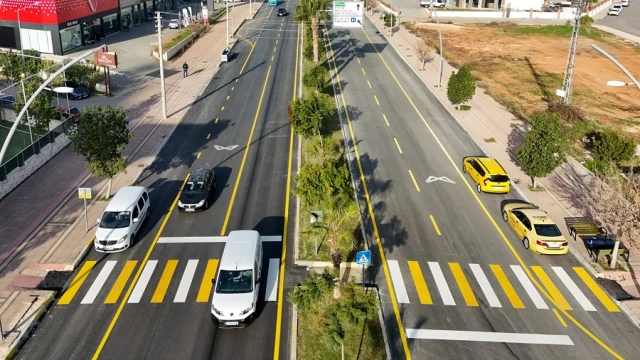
[534,224,562,237]
[488,174,509,183]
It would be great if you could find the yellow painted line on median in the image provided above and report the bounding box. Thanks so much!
[360,28,624,359]
[151,260,178,303]
[105,261,137,304]
[326,28,411,360]
[207,133,211,139]
[357,58,361,64]
[382,114,389,126]
[574,267,620,312]
[367,80,372,89]
[408,261,432,304]
[393,138,403,154]
[272,55,274,61]
[273,21,300,360]
[92,174,190,359]
[553,308,568,327]
[429,215,441,235]
[274,47,277,53]
[197,152,201,159]
[221,106,224,111]
[227,95,230,100]
[196,259,219,302]
[361,67,366,75]
[408,170,420,192]
[450,263,478,306]
[59,261,96,305]
[374,95,380,105]
[221,65,273,235]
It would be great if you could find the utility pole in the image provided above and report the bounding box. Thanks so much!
[226,0,230,46]
[156,11,168,120]
[431,1,443,89]
[560,0,584,104]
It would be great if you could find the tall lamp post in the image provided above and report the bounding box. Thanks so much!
[16,2,41,144]
[431,1,443,89]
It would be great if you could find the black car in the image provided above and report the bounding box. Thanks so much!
[59,80,90,100]
[277,8,287,16]
[178,168,216,212]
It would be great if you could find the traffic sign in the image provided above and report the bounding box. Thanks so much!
[356,250,371,265]
[333,1,363,28]
[78,187,92,199]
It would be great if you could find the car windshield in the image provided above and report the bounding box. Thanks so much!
[489,174,510,183]
[216,269,253,294]
[534,224,562,237]
[99,211,131,229]
[184,181,205,193]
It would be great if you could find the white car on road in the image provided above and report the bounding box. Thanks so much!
[168,20,180,29]
[621,0,629,6]
[608,4,622,14]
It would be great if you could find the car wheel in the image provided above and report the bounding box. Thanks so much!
[205,200,209,209]
[476,183,481,193]
[502,211,508,222]
[523,237,530,250]
[462,165,466,173]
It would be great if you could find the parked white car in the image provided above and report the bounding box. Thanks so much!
[168,20,180,29]
[620,0,629,6]
[608,4,622,14]
[420,0,445,7]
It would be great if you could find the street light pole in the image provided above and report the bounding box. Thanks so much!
[431,1,443,89]
[156,11,168,120]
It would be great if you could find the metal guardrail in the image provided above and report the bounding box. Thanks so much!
[0,116,74,181]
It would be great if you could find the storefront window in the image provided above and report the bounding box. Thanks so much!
[60,25,82,53]
[102,14,119,36]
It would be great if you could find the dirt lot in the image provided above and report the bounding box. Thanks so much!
[409,22,640,135]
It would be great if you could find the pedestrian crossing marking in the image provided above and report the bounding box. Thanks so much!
[59,261,96,305]
[490,264,525,309]
[511,265,548,309]
[151,260,178,303]
[129,260,158,304]
[574,267,620,312]
[408,261,432,305]
[106,260,137,304]
[81,261,117,304]
[197,259,219,303]
[470,264,501,308]
[388,260,410,304]
[174,260,198,303]
[449,263,478,307]
[532,266,572,311]
[552,267,596,312]
[428,262,455,306]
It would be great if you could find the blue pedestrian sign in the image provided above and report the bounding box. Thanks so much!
[356,250,371,265]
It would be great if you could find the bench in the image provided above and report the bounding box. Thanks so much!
[582,236,630,263]
[565,218,607,240]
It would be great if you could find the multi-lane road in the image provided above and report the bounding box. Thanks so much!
[17,2,301,359]
[325,17,640,360]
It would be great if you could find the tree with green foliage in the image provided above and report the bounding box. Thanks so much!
[319,196,360,270]
[13,76,58,136]
[303,64,329,91]
[69,105,131,197]
[295,0,331,65]
[288,269,336,312]
[0,51,23,82]
[289,92,336,163]
[591,129,636,164]
[446,65,476,109]
[516,111,567,189]
[294,159,352,206]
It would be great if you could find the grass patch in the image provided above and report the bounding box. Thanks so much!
[501,25,606,41]
[484,137,496,143]
[164,28,194,50]
[597,257,627,271]
[0,119,34,163]
[459,104,471,111]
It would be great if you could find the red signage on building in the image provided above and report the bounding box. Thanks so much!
[0,0,119,25]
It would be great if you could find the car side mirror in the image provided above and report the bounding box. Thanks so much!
[211,278,216,284]
[133,218,139,223]
[96,218,101,223]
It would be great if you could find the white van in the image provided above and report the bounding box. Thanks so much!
[94,186,150,252]
[211,230,263,328]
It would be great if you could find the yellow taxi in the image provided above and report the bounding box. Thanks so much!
[502,203,568,254]
[462,156,510,194]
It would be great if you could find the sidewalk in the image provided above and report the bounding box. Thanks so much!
[363,10,640,326]
[0,2,260,358]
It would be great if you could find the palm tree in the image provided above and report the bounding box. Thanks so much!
[295,0,331,65]
[319,196,361,270]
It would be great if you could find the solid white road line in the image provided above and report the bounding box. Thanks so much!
[388,260,410,304]
[157,236,282,243]
[552,266,596,311]
[265,258,280,302]
[174,259,199,303]
[511,265,548,309]
[81,260,117,304]
[129,260,158,303]
[428,262,455,306]
[469,264,502,308]
[405,329,574,345]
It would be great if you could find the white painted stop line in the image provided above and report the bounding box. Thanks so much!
[157,236,282,243]
[405,329,574,346]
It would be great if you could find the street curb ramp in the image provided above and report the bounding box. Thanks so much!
[2,292,56,360]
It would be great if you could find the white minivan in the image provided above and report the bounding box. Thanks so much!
[94,186,150,252]
[211,230,263,328]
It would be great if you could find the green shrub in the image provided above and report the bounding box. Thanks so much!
[591,129,636,163]
[580,15,594,27]
[303,64,329,90]
[584,159,618,177]
[383,13,397,28]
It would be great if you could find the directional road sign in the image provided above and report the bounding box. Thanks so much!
[356,250,371,265]
[333,1,364,28]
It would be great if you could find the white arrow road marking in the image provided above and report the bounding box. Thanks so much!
[425,176,456,184]
[213,145,239,151]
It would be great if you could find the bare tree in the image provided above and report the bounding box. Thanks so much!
[416,38,432,70]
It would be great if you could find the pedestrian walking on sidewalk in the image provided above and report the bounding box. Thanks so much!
[183,62,189,78]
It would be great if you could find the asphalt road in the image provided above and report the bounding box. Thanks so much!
[326,18,640,360]
[596,2,640,38]
[17,2,300,360]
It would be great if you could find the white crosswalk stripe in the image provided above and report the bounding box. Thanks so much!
[81,260,117,304]
[388,260,410,304]
[429,262,455,306]
[552,266,597,311]
[511,265,548,309]
[129,260,158,303]
[469,264,501,308]
[174,260,199,303]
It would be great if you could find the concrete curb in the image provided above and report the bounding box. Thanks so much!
[2,292,55,360]
[289,304,298,360]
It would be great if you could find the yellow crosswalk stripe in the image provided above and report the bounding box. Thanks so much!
[449,263,478,306]
[490,264,525,309]
[105,261,137,304]
[408,261,432,304]
[151,260,178,303]
[532,266,572,311]
[574,267,620,312]
[59,261,96,305]
[197,259,219,303]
